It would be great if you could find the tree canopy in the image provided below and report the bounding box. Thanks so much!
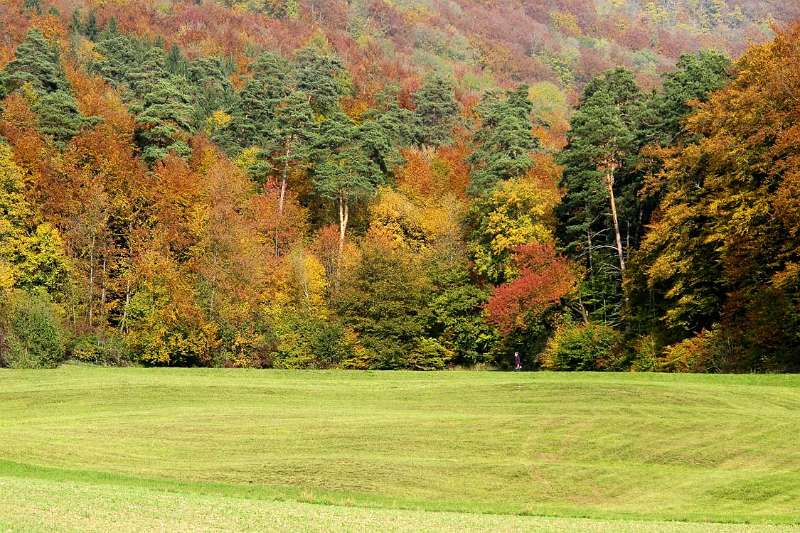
[0,0,797,372]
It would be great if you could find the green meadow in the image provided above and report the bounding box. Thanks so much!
[1,367,799,531]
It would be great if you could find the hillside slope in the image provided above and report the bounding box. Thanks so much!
[3,0,795,101]
[0,0,798,371]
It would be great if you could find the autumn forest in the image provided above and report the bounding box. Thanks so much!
[1,0,799,372]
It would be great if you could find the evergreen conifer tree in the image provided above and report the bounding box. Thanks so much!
[556,69,643,322]
[85,10,99,41]
[313,112,382,257]
[413,74,459,147]
[33,91,86,147]
[3,30,69,94]
[135,79,194,163]
[187,56,235,128]
[68,9,83,36]
[468,84,538,195]
[294,46,347,116]
[273,91,315,215]
[2,30,85,146]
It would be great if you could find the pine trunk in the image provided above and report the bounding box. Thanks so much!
[278,143,290,216]
[338,193,348,261]
[88,233,95,328]
[120,277,131,334]
[605,166,625,275]
[100,254,107,324]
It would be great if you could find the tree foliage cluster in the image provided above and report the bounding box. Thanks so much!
[1,1,798,371]
[555,25,800,372]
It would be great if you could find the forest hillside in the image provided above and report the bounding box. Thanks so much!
[0,0,798,371]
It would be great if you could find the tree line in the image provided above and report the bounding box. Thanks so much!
[0,2,798,371]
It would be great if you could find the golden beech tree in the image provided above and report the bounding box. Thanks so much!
[56,119,148,330]
[66,67,135,135]
[126,241,221,366]
[189,152,274,367]
[639,23,800,369]
[0,144,70,297]
[0,93,52,200]
[311,223,359,281]
[249,181,309,258]
[465,175,560,284]
[151,156,207,258]
[396,143,471,199]
[367,185,465,256]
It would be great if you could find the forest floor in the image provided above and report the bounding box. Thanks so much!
[1,367,799,531]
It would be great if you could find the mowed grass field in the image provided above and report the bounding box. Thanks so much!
[1,367,799,531]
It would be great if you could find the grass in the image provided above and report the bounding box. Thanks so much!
[1,367,799,531]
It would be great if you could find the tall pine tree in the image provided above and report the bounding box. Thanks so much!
[557,69,643,323]
[2,29,85,147]
[313,112,382,258]
[413,74,458,147]
[294,45,348,116]
[468,84,538,195]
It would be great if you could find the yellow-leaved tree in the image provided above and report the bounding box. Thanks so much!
[0,144,70,296]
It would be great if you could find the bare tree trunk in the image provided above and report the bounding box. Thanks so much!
[120,277,131,334]
[209,251,218,315]
[577,294,590,325]
[604,166,625,274]
[338,193,348,261]
[278,143,290,216]
[100,254,107,325]
[274,143,292,258]
[88,233,95,328]
[582,224,593,326]
[626,221,630,261]
[586,223,593,276]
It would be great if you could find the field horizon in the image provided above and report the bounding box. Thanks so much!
[1,367,799,531]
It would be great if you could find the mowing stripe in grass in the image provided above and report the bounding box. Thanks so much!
[2,368,799,526]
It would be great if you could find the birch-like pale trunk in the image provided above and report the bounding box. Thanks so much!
[120,276,131,334]
[604,163,625,275]
[274,141,292,258]
[338,192,349,261]
[100,254,107,324]
[278,142,290,216]
[88,233,95,328]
